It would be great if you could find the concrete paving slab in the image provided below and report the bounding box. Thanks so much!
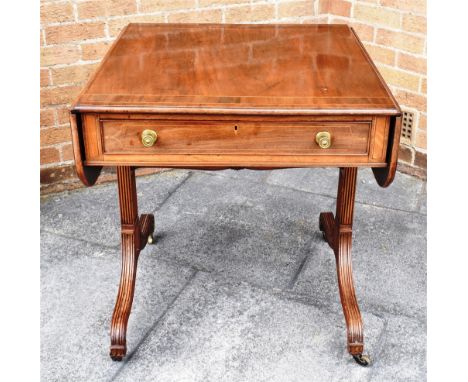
[293,203,427,320]
[369,314,426,382]
[266,168,424,212]
[114,273,385,382]
[40,231,195,382]
[40,170,190,247]
[41,168,426,381]
[150,171,334,290]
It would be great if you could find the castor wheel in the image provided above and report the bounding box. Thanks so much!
[353,354,371,366]
[321,231,327,241]
[147,234,154,244]
[110,354,123,362]
[110,345,125,361]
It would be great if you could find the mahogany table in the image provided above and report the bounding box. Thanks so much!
[70,23,401,366]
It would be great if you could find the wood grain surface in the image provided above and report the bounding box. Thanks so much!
[72,23,400,116]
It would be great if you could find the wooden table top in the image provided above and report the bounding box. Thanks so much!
[72,23,400,116]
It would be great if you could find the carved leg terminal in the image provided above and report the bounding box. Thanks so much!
[110,167,155,361]
[319,168,370,366]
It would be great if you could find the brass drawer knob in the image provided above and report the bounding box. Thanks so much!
[141,129,158,147]
[315,131,332,149]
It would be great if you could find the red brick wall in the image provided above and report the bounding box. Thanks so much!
[40,0,426,193]
[320,0,427,176]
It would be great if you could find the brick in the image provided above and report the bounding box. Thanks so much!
[40,165,77,185]
[380,0,426,15]
[377,65,420,92]
[57,108,72,125]
[349,22,374,42]
[420,78,426,94]
[45,22,106,44]
[328,17,374,42]
[40,147,61,165]
[330,0,352,17]
[140,0,195,12]
[397,162,426,179]
[41,45,81,66]
[41,179,81,194]
[320,0,352,17]
[78,0,137,19]
[397,52,426,74]
[78,0,136,19]
[40,109,56,127]
[61,144,75,161]
[319,0,329,13]
[40,2,74,24]
[402,14,426,34]
[41,85,81,107]
[278,1,315,19]
[168,9,222,23]
[108,15,166,37]
[225,4,275,23]
[415,130,426,149]
[419,113,427,131]
[41,69,51,87]
[364,43,395,65]
[81,41,112,61]
[354,3,400,29]
[40,126,72,146]
[414,149,426,167]
[398,144,413,163]
[51,63,98,86]
[394,89,427,112]
[376,29,425,54]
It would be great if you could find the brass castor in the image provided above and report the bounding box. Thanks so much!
[353,354,371,366]
[110,345,125,361]
[147,234,154,244]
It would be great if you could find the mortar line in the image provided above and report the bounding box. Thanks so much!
[109,269,199,382]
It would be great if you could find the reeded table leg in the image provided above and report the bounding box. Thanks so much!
[319,168,370,366]
[110,167,155,361]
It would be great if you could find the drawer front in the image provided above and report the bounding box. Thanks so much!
[80,114,390,168]
[100,119,371,156]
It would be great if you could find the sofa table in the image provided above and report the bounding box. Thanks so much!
[70,23,401,366]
